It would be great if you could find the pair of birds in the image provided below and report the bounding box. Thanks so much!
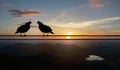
[15,21,54,37]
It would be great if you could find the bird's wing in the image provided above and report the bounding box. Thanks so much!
[17,25,25,32]
[44,25,52,31]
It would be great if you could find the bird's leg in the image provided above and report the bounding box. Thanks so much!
[20,33,22,37]
[46,33,49,37]
[42,33,45,37]
[24,33,26,37]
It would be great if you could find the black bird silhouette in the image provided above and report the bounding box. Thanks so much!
[37,21,54,36]
[15,21,32,36]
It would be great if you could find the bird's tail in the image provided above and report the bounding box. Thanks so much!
[15,32,18,34]
[50,32,54,34]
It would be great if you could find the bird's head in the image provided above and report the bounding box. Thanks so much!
[37,21,43,25]
[25,21,32,25]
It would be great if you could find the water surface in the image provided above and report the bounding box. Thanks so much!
[0,36,120,70]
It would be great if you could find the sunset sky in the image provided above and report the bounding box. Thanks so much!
[0,0,120,35]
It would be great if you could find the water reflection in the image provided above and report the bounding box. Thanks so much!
[0,40,92,57]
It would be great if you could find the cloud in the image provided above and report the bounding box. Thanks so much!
[50,5,88,23]
[9,9,42,17]
[86,55,104,61]
[50,0,111,24]
[89,0,104,8]
[52,17,120,28]
[0,3,13,7]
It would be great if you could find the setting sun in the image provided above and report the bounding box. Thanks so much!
[66,36,71,39]
[65,32,72,39]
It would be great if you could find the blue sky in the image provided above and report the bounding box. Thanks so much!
[0,0,120,35]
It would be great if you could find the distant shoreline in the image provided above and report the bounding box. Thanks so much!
[0,35,120,40]
[1,35,120,37]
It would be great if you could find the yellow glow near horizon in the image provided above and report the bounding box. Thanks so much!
[66,32,72,35]
[65,32,72,39]
[66,36,71,39]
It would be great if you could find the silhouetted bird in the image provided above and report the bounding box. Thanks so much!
[15,21,32,36]
[37,21,54,36]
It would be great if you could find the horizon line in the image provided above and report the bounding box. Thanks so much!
[1,39,120,40]
[1,35,120,40]
[1,35,120,37]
